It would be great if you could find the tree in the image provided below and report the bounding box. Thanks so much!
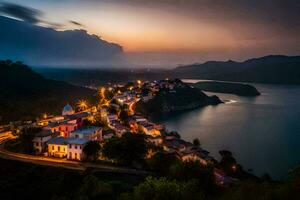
[102,132,148,166]
[19,126,41,154]
[193,138,200,147]
[218,150,238,175]
[168,161,216,192]
[83,141,101,161]
[78,175,113,199]
[133,176,205,200]
[147,151,179,176]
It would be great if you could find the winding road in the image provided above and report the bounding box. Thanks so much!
[0,131,149,176]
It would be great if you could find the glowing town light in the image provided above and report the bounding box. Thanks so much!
[77,100,88,111]
[231,165,237,171]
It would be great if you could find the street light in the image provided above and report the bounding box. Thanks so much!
[77,100,88,111]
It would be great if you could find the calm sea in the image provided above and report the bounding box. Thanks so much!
[158,80,300,179]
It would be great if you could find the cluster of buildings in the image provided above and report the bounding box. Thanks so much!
[162,133,216,166]
[30,79,215,165]
[32,104,102,160]
[107,79,215,165]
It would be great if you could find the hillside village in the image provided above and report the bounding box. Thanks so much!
[28,79,216,166]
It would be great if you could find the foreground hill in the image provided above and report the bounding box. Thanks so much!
[0,60,94,124]
[174,55,300,84]
[0,16,124,66]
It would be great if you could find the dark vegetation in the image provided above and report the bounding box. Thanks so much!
[1,127,299,200]
[0,60,95,124]
[193,81,260,96]
[102,132,148,167]
[83,141,102,161]
[5,126,41,154]
[0,158,142,200]
[0,155,299,200]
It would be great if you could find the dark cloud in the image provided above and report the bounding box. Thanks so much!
[69,20,84,27]
[0,15,124,66]
[0,2,64,28]
[0,2,42,24]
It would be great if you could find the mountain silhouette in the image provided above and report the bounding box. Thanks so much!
[174,55,300,84]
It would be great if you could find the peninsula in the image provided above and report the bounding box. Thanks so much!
[135,79,222,117]
[193,81,260,96]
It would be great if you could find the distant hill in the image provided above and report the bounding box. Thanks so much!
[0,60,95,124]
[0,16,124,66]
[193,81,260,96]
[174,55,300,84]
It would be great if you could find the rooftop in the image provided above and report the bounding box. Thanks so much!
[47,137,89,145]
[35,130,53,137]
[72,126,101,135]
[68,138,89,145]
[47,137,68,145]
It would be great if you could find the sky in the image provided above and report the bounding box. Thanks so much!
[1,0,300,67]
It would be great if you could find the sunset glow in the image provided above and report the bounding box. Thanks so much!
[5,0,299,59]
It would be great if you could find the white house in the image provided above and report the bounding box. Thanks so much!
[32,130,54,154]
[67,138,89,161]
